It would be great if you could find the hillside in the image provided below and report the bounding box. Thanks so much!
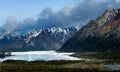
[58,8,120,52]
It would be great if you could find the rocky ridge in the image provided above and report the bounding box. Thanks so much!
[58,8,120,52]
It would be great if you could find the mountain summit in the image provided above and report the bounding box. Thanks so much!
[58,8,120,52]
[0,27,77,52]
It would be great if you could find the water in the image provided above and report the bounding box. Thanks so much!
[105,65,120,71]
[0,51,81,62]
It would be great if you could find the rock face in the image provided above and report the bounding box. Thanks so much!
[58,8,120,52]
[0,27,77,52]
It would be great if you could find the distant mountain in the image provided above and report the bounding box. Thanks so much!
[58,8,120,52]
[0,27,77,52]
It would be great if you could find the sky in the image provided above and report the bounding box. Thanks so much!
[0,0,82,25]
[0,0,109,25]
[0,0,120,34]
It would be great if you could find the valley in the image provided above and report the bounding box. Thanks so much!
[0,0,120,72]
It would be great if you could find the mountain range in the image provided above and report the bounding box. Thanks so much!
[58,8,120,52]
[0,27,78,52]
[1,8,120,53]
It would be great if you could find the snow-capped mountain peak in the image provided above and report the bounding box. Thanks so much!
[0,27,78,51]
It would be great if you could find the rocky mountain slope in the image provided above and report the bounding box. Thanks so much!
[0,27,77,52]
[58,8,120,52]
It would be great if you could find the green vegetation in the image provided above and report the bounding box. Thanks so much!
[0,60,119,72]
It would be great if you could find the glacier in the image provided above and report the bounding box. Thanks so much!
[0,51,81,62]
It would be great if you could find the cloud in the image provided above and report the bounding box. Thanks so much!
[2,16,18,34]
[36,0,120,28]
[1,0,120,34]
[15,17,37,33]
[1,17,36,34]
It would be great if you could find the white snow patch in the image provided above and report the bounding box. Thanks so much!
[25,29,42,43]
